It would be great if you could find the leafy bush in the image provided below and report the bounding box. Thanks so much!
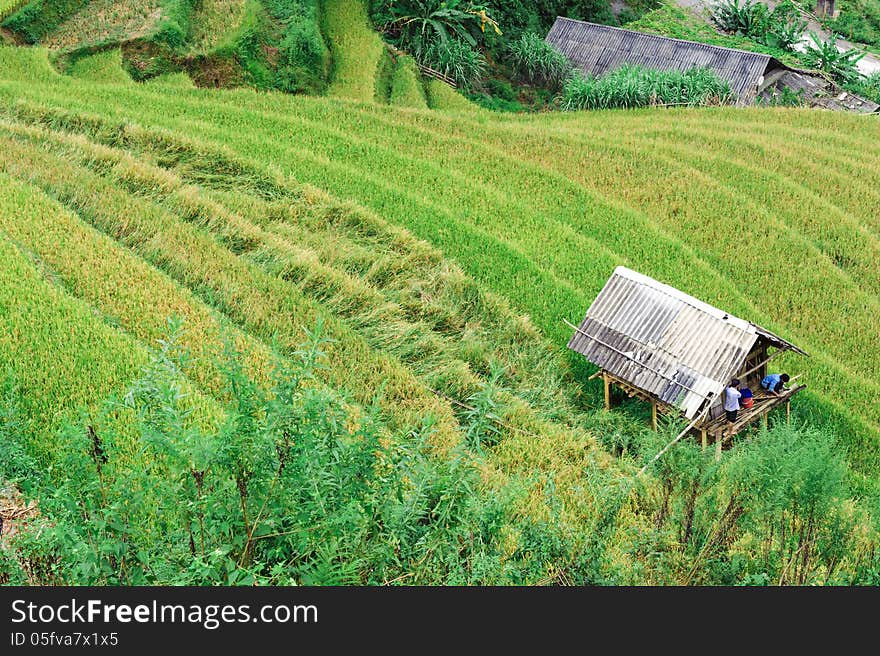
[230,0,329,95]
[562,65,734,110]
[507,31,572,89]
[710,0,806,51]
[484,0,623,37]
[827,0,880,49]
[424,36,486,89]
[799,32,865,83]
[372,0,500,60]
[844,71,880,103]
[0,320,579,585]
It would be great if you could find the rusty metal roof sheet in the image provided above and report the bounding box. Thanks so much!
[567,267,806,418]
[546,17,781,104]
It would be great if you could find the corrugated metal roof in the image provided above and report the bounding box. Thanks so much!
[546,17,781,104]
[567,267,806,418]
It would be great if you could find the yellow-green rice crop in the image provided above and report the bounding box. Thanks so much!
[322,0,385,102]
[67,49,132,83]
[2,44,880,584]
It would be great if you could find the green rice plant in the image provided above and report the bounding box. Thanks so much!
[189,0,247,51]
[0,0,28,21]
[8,72,876,459]
[0,45,58,80]
[40,0,164,50]
[0,128,275,400]
[67,49,133,83]
[561,65,735,110]
[142,71,194,87]
[0,177,222,464]
[389,54,427,108]
[0,119,464,449]
[3,48,880,582]
[323,0,386,101]
[424,77,477,111]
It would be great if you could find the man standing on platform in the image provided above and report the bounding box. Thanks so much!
[724,378,742,431]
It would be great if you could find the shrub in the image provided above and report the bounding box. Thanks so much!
[561,65,734,110]
[507,31,572,89]
[844,71,880,103]
[152,0,198,49]
[758,85,807,106]
[424,37,486,89]
[827,0,880,49]
[710,0,806,51]
[276,14,330,93]
[373,0,500,60]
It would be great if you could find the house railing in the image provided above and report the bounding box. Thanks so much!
[385,44,457,88]
[415,63,456,88]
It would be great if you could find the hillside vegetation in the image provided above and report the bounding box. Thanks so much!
[0,39,879,585]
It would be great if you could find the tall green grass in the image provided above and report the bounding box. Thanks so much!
[562,65,735,110]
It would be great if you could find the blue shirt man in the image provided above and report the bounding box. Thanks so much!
[761,373,790,396]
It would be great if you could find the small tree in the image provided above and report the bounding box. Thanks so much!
[800,32,865,83]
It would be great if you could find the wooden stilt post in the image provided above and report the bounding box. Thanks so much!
[715,430,722,461]
[651,399,658,431]
[762,412,768,430]
[701,429,707,451]
[786,400,791,425]
[603,372,611,411]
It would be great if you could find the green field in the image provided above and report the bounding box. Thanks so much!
[1,41,879,585]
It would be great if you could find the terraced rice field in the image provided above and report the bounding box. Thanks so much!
[189,0,246,51]
[40,0,163,50]
[0,44,879,488]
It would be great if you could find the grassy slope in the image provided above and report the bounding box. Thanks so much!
[189,0,246,51]
[322,0,385,101]
[624,1,802,67]
[389,55,427,109]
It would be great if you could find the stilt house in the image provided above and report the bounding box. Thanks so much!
[567,267,808,448]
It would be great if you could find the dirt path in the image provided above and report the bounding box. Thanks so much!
[674,0,880,76]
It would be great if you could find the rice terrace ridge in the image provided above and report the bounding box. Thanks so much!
[0,0,878,588]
